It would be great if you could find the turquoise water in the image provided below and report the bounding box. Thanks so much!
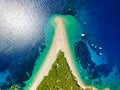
[23,14,85,89]
[23,15,56,90]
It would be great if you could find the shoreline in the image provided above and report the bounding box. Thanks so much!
[28,16,97,90]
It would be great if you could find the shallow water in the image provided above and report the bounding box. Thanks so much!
[0,0,120,90]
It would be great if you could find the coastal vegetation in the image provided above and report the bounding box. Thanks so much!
[37,50,83,90]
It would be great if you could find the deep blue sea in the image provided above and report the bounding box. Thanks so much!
[0,0,120,90]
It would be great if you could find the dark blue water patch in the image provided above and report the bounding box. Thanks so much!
[95,64,113,78]
[74,40,117,88]
[74,41,94,69]
[0,54,12,72]
[74,41,97,78]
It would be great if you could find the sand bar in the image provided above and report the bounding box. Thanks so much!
[28,16,96,90]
